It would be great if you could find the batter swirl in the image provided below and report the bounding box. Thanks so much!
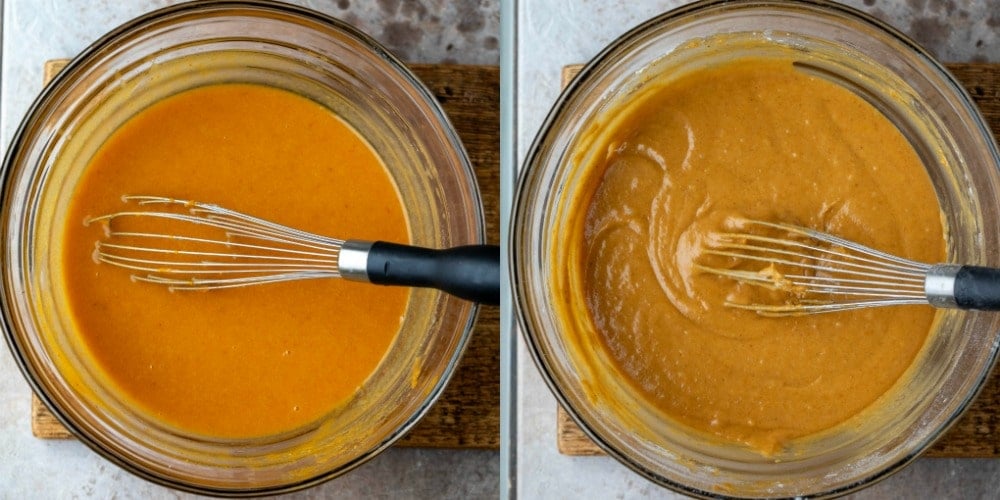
[568,58,945,453]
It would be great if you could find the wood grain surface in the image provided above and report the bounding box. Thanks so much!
[31,60,500,449]
[556,62,1000,458]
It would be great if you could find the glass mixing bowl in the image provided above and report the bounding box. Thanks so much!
[511,0,1000,497]
[1,1,483,495]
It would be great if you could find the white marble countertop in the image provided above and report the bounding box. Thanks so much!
[0,1,499,498]
[511,0,1000,498]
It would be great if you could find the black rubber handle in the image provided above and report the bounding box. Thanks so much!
[954,266,1000,310]
[365,242,500,304]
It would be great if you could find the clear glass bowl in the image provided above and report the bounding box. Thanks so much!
[511,0,1000,497]
[1,1,483,495]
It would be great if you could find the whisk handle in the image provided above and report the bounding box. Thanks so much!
[953,265,1000,310]
[362,242,501,304]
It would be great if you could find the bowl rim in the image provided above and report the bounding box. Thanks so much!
[509,0,1000,497]
[0,0,484,495]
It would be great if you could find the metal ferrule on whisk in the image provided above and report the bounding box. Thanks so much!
[925,264,961,309]
[338,240,373,282]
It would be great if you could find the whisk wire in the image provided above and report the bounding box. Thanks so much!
[91,208,344,252]
[88,196,345,290]
[697,266,926,298]
[96,247,337,273]
[741,220,930,270]
[702,247,927,285]
[102,232,339,262]
[709,235,929,277]
[700,219,935,316]
[136,272,334,290]
[83,195,502,304]
[727,298,929,316]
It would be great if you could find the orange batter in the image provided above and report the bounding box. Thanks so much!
[61,84,409,439]
[566,58,944,453]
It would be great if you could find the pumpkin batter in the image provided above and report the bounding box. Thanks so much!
[61,84,409,439]
[567,58,944,453]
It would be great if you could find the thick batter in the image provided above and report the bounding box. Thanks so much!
[61,84,410,439]
[568,58,944,453]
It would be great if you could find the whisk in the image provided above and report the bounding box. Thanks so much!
[86,196,500,304]
[696,219,1000,316]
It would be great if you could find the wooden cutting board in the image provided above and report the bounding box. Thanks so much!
[556,62,1000,458]
[31,59,500,449]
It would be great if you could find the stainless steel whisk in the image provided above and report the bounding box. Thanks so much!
[697,219,1000,316]
[87,196,500,304]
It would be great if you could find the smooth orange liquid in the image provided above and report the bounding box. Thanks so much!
[61,84,409,438]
